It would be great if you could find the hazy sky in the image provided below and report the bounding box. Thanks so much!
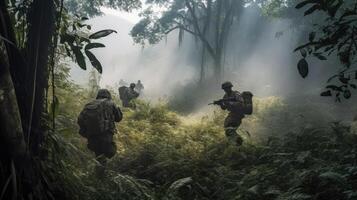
[100,7,141,23]
[69,4,339,102]
[70,6,197,99]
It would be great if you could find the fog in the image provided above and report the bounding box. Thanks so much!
[70,11,197,99]
[69,5,356,117]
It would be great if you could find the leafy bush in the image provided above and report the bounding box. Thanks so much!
[39,93,357,199]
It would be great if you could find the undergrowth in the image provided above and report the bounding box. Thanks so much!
[41,99,357,200]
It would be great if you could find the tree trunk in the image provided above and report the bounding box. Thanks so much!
[214,54,222,83]
[199,47,206,83]
[0,46,27,162]
[21,0,55,155]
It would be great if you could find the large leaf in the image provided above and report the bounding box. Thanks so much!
[85,50,102,73]
[85,43,105,50]
[304,4,320,16]
[72,46,86,70]
[297,58,309,78]
[0,35,15,46]
[60,33,75,44]
[89,29,117,39]
[320,90,332,96]
[313,53,327,60]
[295,0,317,9]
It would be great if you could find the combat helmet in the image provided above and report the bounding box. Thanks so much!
[221,81,233,89]
[130,83,136,88]
[96,89,112,99]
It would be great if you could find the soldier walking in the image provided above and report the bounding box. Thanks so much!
[211,82,253,146]
[119,83,140,109]
[78,89,123,176]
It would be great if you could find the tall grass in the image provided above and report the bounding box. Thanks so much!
[38,94,357,199]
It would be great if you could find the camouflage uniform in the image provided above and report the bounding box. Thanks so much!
[87,89,122,160]
[220,82,245,146]
[122,83,139,108]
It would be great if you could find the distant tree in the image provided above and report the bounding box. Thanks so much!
[64,0,141,17]
[131,0,243,82]
[295,0,357,101]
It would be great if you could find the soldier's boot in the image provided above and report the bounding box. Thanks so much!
[225,127,243,146]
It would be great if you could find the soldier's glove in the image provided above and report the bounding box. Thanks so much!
[219,102,227,110]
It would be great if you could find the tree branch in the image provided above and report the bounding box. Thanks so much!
[185,0,215,57]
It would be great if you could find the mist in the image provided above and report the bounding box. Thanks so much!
[70,12,198,99]
[69,5,356,118]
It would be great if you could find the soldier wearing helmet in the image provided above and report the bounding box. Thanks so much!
[120,83,139,108]
[78,89,122,176]
[220,81,245,146]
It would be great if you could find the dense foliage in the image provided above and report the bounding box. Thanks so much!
[295,0,357,100]
[37,70,357,199]
[2,1,357,199]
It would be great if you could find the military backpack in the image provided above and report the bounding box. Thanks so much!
[242,91,253,115]
[77,99,111,138]
[118,86,128,101]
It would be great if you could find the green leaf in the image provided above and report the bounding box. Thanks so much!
[304,4,320,16]
[85,50,102,73]
[85,43,105,50]
[72,46,86,70]
[295,0,317,9]
[313,53,327,60]
[89,29,117,39]
[297,58,309,78]
[60,33,75,44]
[320,90,332,96]
[327,74,338,82]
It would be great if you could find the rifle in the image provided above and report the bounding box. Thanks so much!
[208,97,240,105]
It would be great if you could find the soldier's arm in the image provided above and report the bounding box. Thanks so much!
[220,103,227,110]
[113,104,123,122]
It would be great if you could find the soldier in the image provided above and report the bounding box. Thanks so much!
[78,89,122,175]
[136,80,144,94]
[119,83,139,108]
[217,82,246,146]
